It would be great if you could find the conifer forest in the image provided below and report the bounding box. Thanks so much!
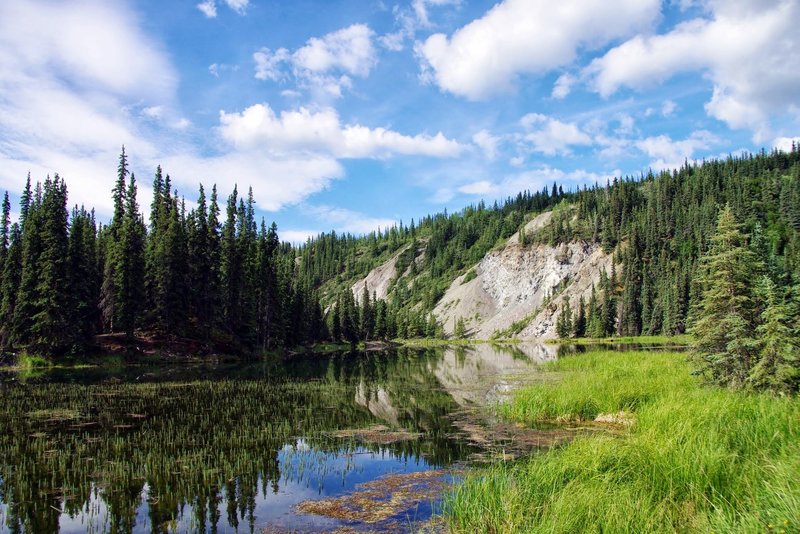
[0,147,798,390]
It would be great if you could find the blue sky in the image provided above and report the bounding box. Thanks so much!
[1,0,799,242]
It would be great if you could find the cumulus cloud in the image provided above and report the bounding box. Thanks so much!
[416,0,659,100]
[218,103,465,158]
[0,0,368,218]
[196,0,216,18]
[159,152,343,212]
[304,204,396,235]
[0,0,178,214]
[452,166,620,200]
[519,113,592,156]
[773,136,799,153]
[253,48,291,81]
[636,130,719,170]
[253,24,377,99]
[458,180,496,195]
[586,0,800,139]
[472,130,501,160]
[551,73,576,99]
[661,99,677,117]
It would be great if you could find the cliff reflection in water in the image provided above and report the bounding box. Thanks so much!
[0,344,552,533]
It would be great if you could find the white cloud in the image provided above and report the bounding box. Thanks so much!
[196,0,248,17]
[551,73,575,99]
[142,106,163,119]
[209,62,238,77]
[447,166,620,202]
[196,0,217,18]
[0,0,177,215]
[412,0,462,28]
[661,99,677,117]
[416,0,660,100]
[773,136,799,153]
[253,24,377,99]
[218,103,465,158]
[586,0,800,139]
[0,0,359,218]
[472,130,501,160]
[635,130,719,170]
[519,113,592,156]
[253,48,290,81]
[614,113,636,135]
[305,204,396,235]
[160,152,343,212]
[380,0,461,51]
[223,0,249,14]
[458,180,496,195]
[293,24,376,76]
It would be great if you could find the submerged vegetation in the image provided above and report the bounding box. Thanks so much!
[445,350,800,533]
[0,348,481,532]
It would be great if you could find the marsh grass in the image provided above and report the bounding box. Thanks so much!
[546,334,693,345]
[445,350,800,533]
[16,352,51,368]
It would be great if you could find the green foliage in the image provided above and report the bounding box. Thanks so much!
[446,350,800,533]
[462,268,477,284]
[16,353,51,369]
[690,205,798,392]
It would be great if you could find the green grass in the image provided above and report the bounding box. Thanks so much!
[15,353,52,369]
[546,334,693,345]
[444,350,800,533]
[545,334,693,345]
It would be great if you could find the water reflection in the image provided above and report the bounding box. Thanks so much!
[0,344,551,533]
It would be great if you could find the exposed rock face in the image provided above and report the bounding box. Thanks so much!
[434,240,613,339]
[351,246,403,304]
[348,208,614,339]
[351,240,427,304]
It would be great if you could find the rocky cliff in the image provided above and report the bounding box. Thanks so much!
[352,208,615,339]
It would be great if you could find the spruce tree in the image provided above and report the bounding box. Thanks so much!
[573,295,586,338]
[115,173,146,340]
[748,278,799,393]
[691,205,762,387]
[556,297,572,338]
[0,224,21,351]
[29,176,71,355]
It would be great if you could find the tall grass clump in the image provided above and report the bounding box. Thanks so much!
[16,353,51,369]
[445,350,800,533]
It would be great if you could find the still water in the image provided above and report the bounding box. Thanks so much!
[0,344,558,533]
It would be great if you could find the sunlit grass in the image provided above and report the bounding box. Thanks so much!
[445,350,800,533]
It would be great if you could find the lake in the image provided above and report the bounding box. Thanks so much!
[0,343,561,533]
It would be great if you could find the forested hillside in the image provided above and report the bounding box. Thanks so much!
[0,146,798,364]
[547,147,800,339]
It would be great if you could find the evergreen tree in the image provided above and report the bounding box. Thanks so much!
[556,297,573,338]
[359,284,374,340]
[691,205,763,387]
[748,278,799,393]
[573,295,586,338]
[0,222,21,351]
[114,173,146,340]
[67,207,99,350]
[28,176,71,355]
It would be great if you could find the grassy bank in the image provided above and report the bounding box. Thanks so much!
[545,334,693,345]
[445,350,799,533]
[397,338,520,348]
